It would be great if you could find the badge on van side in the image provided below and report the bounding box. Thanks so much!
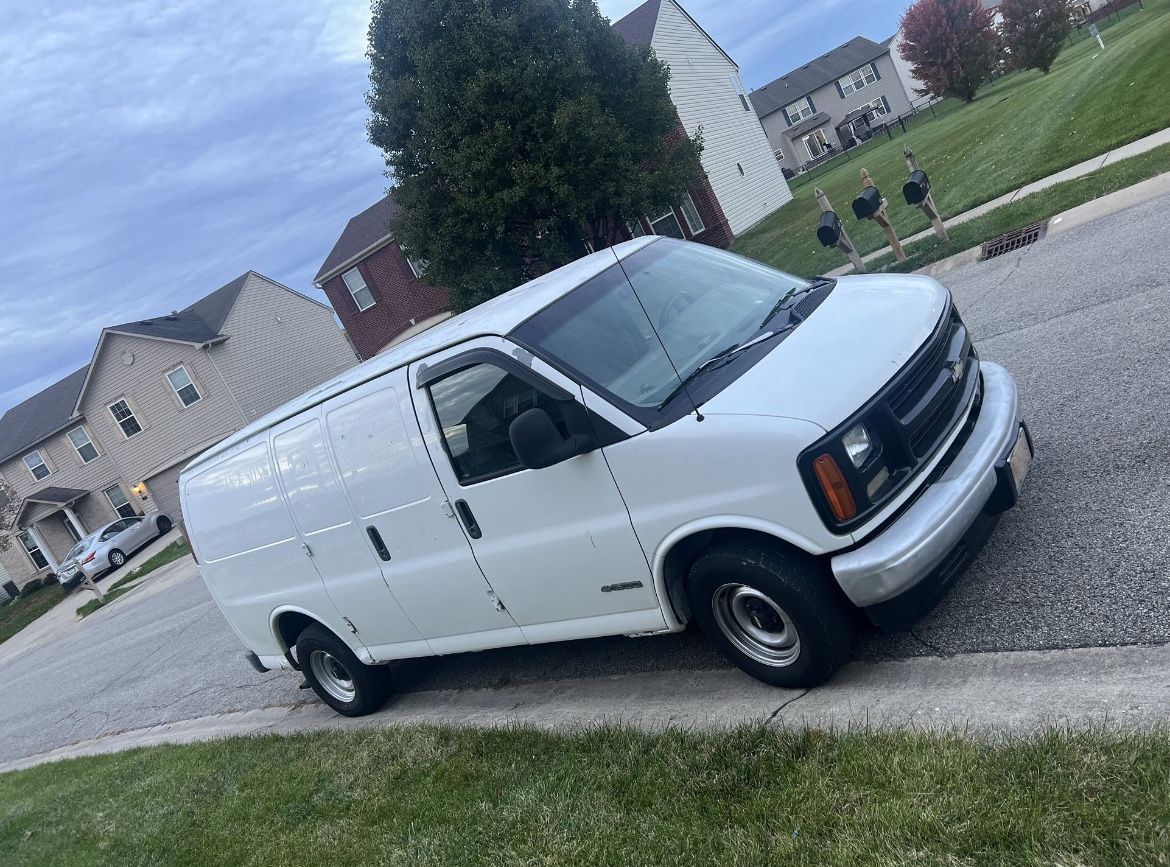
[601,581,644,593]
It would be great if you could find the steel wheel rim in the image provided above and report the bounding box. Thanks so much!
[309,650,356,703]
[711,583,801,667]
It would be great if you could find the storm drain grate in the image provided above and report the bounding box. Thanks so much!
[981,221,1047,260]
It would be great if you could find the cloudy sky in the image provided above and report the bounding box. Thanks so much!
[0,0,906,415]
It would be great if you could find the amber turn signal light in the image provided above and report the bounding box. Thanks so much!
[812,454,858,523]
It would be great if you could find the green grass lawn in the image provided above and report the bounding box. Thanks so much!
[75,538,189,618]
[869,139,1170,272]
[733,0,1170,276]
[0,583,65,646]
[4,725,1170,865]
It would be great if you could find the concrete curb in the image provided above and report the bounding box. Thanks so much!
[4,641,1170,774]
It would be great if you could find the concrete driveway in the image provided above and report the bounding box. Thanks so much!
[2,191,1169,765]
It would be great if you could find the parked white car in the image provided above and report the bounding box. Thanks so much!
[182,238,1031,715]
[57,513,174,586]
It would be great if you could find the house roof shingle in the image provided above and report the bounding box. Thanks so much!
[313,194,402,284]
[104,272,249,344]
[0,367,90,466]
[24,487,89,505]
[611,0,662,47]
[749,36,889,120]
[781,111,832,140]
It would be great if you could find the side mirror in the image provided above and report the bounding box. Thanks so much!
[509,408,586,470]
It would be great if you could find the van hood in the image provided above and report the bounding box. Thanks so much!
[700,273,949,431]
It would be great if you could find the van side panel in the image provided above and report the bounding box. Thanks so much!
[271,415,430,658]
[324,373,524,647]
[182,441,355,660]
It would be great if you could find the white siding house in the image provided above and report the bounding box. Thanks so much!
[613,0,792,236]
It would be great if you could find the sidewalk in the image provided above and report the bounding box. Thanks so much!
[5,640,1169,774]
[827,124,1170,276]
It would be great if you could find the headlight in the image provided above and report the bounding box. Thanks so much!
[841,424,873,468]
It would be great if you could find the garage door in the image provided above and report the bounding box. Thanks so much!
[146,462,186,526]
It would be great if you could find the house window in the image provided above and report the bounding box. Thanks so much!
[23,450,51,481]
[785,97,815,124]
[678,193,705,235]
[803,129,831,160]
[104,484,138,519]
[399,245,428,279]
[627,219,647,238]
[166,366,202,408]
[649,208,685,239]
[67,427,99,463]
[838,64,878,97]
[342,268,375,312]
[109,399,143,439]
[729,74,751,112]
[19,532,49,570]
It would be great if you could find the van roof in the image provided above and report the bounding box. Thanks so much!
[184,236,660,474]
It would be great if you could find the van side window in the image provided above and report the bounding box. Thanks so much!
[429,363,570,484]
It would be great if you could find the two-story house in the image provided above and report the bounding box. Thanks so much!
[750,37,915,174]
[317,0,792,359]
[0,271,357,589]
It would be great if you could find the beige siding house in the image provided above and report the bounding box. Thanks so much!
[0,272,357,589]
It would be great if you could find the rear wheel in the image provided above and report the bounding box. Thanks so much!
[108,549,126,569]
[295,624,391,716]
[686,541,854,688]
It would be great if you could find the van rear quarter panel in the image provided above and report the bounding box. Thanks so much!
[181,440,350,660]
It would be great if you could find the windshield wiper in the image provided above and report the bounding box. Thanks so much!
[658,328,791,409]
[762,276,833,327]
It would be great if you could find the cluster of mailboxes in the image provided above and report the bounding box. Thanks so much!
[817,169,933,248]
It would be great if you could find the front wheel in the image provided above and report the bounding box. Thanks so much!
[156,516,172,535]
[686,541,854,688]
[295,624,391,716]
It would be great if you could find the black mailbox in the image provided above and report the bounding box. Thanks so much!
[903,169,931,205]
[816,210,842,247]
[852,186,883,220]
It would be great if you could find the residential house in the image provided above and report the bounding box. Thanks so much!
[885,28,935,110]
[750,37,915,174]
[318,0,794,359]
[612,0,792,237]
[313,195,453,361]
[0,272,357,589]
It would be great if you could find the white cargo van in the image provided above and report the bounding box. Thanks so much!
[182,237,1031,715]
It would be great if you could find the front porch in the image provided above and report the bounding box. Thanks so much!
[13,489,100,582]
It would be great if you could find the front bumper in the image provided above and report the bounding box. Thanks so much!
[831,362,1027,611]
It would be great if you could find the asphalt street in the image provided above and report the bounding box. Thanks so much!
[2,192,1168,764]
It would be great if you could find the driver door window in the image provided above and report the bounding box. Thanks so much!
[429,364,570,484]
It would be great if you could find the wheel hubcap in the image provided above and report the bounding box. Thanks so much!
[711,584,801,667]
[308,650,356,703]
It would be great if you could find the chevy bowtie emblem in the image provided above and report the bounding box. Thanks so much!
[949,360,963,383]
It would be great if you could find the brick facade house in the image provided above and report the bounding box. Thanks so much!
[313,196,452,361]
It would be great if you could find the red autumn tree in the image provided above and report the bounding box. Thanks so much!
[899,0,1001,101]
[1000,0,1072,74]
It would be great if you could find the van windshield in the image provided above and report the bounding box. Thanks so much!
[514,240,809,412]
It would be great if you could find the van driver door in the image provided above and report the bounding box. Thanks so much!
[408,337,666,644]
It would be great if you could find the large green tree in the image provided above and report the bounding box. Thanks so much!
[1000,0,1072,74]
[367,0,703,311]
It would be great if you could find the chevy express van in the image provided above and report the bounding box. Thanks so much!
[182,237,1031,715]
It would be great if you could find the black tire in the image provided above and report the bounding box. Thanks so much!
[156,516,173,535]
[686,541,854,688]
[295,624,391,716]
[108,549,126,569]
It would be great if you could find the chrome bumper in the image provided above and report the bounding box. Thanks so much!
[831,362,1022,607]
